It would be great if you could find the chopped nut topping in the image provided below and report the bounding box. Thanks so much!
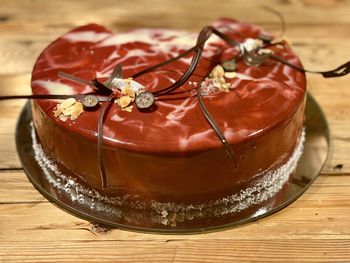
[70,102,84,120]
[118,95,133,108]
[224,71,237,79]
[123,105,133,112]
[208,61,238,93]
[258,48,274,55]
[217,77,226,84]
[111,78,145,95]
[122,86,135,98]
[210,65,225,78]
[53,98,84,122]
[58,114,68,122]
[221,83,230,92]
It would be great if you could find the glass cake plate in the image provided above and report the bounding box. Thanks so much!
[16,93,329,233]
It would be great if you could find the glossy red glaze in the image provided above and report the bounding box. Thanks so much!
[31,19,306,203]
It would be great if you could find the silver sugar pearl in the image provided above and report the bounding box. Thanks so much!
[81,95,99,109]
[135,92,155,109]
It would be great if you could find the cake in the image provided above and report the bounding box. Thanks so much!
[30,18,306,227]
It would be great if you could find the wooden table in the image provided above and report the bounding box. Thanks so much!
[0,0,349,262]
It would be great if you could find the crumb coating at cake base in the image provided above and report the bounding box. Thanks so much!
[31,18,306,204]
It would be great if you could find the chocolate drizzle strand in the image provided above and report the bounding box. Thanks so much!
[59,71,112,95]
[94,64,123,189]
[105,64,123,87]
[197,86,237,167]
[262,6,286,38]
[97,93,114,189]
[269,54,350,78]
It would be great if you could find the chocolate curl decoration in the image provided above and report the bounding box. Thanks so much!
[132,26,239,98]
[262,6,286,38]
[97,93,115,189]
[105,64,123,87]
[59,71,112,95]
[321,61,350,78]
[197,87,237,167]
[153,26,213,97]
[269,54,350,78]
[58,71,92,87]
[92,65,122,189]
[0,72,112,101]
[238,50,350,79]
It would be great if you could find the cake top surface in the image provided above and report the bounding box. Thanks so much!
[31,18,306,153]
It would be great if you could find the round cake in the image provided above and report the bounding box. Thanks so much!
[30,18,306,226]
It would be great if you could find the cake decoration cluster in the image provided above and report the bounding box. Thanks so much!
[109,78,145,112]
[198,34,287,97]
[200,63,237,95]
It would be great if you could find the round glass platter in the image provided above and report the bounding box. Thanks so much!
[16,93,329,234]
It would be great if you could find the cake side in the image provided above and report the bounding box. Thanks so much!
[30,119,305,226]
[32,95,305,203]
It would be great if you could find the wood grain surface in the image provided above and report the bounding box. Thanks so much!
[0,0,349,262]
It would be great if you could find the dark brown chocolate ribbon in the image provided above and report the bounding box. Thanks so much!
[270,54,350,78]
[97,93,115,189]
[197,86,237,167]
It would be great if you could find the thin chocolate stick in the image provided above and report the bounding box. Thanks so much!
[262,6,286,38]
[196,86,237,167]
[270,54,350,78]
[58,71,92,87]
[153,27,240,97]
[95,64,123,189]
[97,93,114,189]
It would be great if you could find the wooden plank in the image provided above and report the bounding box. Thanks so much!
[307,76,350,173]
[0,0,350,27]
[0,99,25,169]
[0,239,349,262]
[0,173,349,242]
[0,172,45,203]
